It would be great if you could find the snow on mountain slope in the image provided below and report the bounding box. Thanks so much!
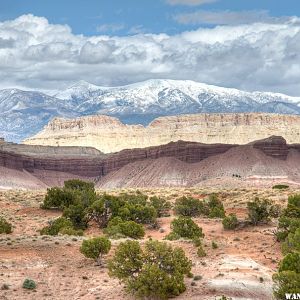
[1,79,300,142]
[54,79,300,118]
[0,89,78,142]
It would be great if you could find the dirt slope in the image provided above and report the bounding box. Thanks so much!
[97,147,300,188]
[0,166,47,190]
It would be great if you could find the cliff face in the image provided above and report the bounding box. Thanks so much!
[0,141,104,158]
[252,136,289,160]
[0,140,236,181]
[0,136,295,188]
[23,113,300,153]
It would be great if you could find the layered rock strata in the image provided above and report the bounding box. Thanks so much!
[0,136,295,188]
[24,113,300,153]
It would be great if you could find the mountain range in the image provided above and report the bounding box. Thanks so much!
[1,79,300,142]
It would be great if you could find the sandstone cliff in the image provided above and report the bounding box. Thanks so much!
[0,140,236,181]
[23,113,300,153]
[1,136,298,188]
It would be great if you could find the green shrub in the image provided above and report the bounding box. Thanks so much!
[276,216,300,242]
[217,296,233,300]
[209,207,225,218]
[269,204,282,218]
[197,245,207,257]
[41,179,97,210]
[40,217,73,236]
[166,217,204,240]
[64,179,95,192]
[108,240,192,299]
[273,252,300,299]
[207,194,225,218]
[212,241,218,249]
[85,199,110,228]
[105,192,157,224]
[0,217,12,234]
[104,218,145,239]
[193,238,202,247]
[80,236,111,265]
[273,194,300,299]
[174,196,207,217]
[108,240,143,279]
[164,232,181,241]
[272,184,289,190]
[247,197,277,225]
[279,252,300,273]
[282,194,300,219]
[273,271,300,299]
[22,279,36,290]
[222,214,239,230]
[63,204,88,229]
[275,194,300,242]
[208,193,223,209]
[41,187,76,209]
[149,196,171,217]
[100,194,126,217]
[120,191,148,205]
[59,226,84,236]
[118,204,157,224]
[281,228,300,255]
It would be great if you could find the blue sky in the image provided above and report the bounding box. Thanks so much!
[1,0,300,95]
[1,0,300,36]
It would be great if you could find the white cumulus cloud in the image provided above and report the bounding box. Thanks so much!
[1,14,300,96]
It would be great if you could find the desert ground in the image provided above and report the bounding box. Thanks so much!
[0,187,293,300]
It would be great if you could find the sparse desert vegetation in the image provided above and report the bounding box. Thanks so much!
[0,183,299,299]
[272,194,300,299]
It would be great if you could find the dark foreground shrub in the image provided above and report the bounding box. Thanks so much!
[149,196,171,217]
[85,199,111,228]
[108,240,192,299]
[273,252,300,299]
[40,217,82,236]
[63,204,88,229]
[118,203,157,224]
[197,245,207,257]
[272,194,300,299]
[222,214,239,230]
[80,236,111,265]
[0,217,12,234]
[22,279,36,290]
[207,194,225,218]
[41,187,76,209]
[281,228,300,254]
[247,197,278,225]
[272,184,289,190]
[166,217,204,240]
[104,217,145,239]
[41,179,97,210]
[174,196,206,217]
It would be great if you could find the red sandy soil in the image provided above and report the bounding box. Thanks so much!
[0,188,289,300]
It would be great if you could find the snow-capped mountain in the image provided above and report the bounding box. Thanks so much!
[0,89,77,142]
[1,79,300,142]
[55,79,300,116]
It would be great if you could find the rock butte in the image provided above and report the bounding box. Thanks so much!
[1,136,300,188]
[23,113,300,153]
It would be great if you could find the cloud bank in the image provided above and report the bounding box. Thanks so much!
[1,14,300,95]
